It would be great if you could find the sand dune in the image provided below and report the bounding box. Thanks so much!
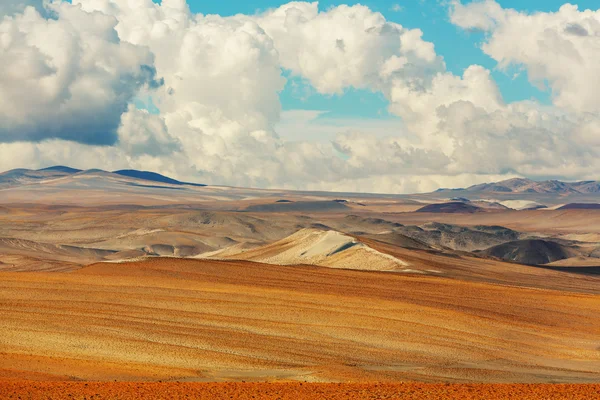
[202,229,410,272]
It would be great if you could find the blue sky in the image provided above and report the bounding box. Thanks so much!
[157,0,597,121]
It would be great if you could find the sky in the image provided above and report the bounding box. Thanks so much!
[179,0,598,112]
[1,0,600,193]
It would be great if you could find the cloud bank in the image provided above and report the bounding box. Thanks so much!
[0,1,161,145]
[0,0,599,193]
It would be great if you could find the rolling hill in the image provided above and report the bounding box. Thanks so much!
[113,169,205,187]
[437,178,600,195]
[0,166,204,189]
[416,202,482,214]
[201,228,412,272]
[558,203,600,210]
[479,239,575,265]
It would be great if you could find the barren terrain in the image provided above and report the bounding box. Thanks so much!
[0,169,599,399]
[1,258,599,383]
[2,382,600,400]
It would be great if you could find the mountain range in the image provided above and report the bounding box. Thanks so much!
[437,178,600,194]
[1,167,599,199]
[0,166,205,188]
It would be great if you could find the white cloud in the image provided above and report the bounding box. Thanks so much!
[449,0,505,31]
[0,0,599,193]
[0,2,161,145]
[450,1,600,114]
[67,0,451,189]
[0,0,46,17]
[276,110,410,143]
[117,106,181,157]
[254,3,444,94]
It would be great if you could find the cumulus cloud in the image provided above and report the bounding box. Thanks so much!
[67,0,451,189]
[118,106,181,157]
[254,2,444,94]
[0,1,161,145]
[1,0,599,193]
[450,1,600,114]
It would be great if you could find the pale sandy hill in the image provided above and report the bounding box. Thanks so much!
[499,200,547,210]
[202,228,410,272]
[199,241,263,258]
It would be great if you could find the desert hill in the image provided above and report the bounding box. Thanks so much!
[437,177,600,195]
[1,165,600,385]
[479,239,576,265]
[416,202,482,213]
[558,203,600,210]
[0,167,77,187]
[244,200,350,213]
[393,223,522,252]
[0,166,203,189]
[201,228,412,272]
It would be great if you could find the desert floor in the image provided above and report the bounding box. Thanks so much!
[1,382,600,399]
[1,258,599,384]
[1,176,599,399]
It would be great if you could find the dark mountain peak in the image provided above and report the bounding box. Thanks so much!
[113,170,184,185]
[77,169,107,174]
[113,169,206,187]
[37,166,82,174]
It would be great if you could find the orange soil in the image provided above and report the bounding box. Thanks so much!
[1,382,599,399]
[1,258,599,383]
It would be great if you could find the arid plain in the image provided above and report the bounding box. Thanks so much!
[1,168,599,398]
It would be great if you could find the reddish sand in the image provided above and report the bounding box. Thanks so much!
[1,258,599,383]
[1,382,599,399]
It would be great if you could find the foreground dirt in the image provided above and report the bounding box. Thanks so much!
[1,382,599,399]
[1,258,599,383]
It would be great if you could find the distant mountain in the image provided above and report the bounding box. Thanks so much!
[113,170,205,187]
[416,202,482,214]
[0,166,205,188]
[437,178,600,194]
[0,167,75,187]
[38,166,82,174]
